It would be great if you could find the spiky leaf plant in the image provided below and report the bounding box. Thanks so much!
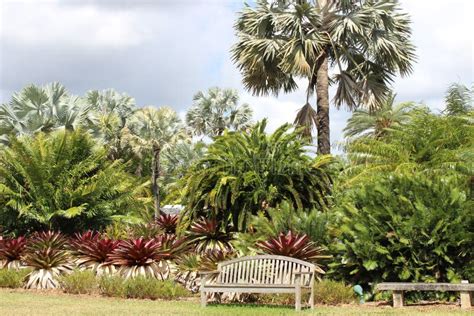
[257,231,326,273]
[174,253,201,292]
[0,236,27,269]
[108,238,166,279]
[188,218,233,253]
[156,213,179,234]
[199,249,236,272]
[70,231,119,275]
[155,234,189,261]
[24,231,73,289]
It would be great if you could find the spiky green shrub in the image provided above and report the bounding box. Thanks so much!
[0,268,30,288]
[0,236,27,269]
[60,269,97,294]
[0,129,149,235]
[188,218,233,253]
[124,277,189,300]
[24,231,73,289]
[70,231,119,275]
[331,174,473,286]
[108,238,166,279]
[257,231,327,273]
[99,275,125,297]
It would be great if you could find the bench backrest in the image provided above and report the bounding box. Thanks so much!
[216,255,315,287]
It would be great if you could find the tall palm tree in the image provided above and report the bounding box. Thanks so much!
[0,82,89,143]
[444,83,473,116]
[186,87,253,138]
[343,94,415,139]
[232,0,416,154]
[85,89,136,160]
[125,107,187,217]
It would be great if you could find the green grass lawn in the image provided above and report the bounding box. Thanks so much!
[0,289,471,316]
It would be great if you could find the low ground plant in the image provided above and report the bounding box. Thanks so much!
[0,268,30,288]
[313,280,357,305]
[124,277,189,300]
[98,275,125,297]
[60,270,97,294]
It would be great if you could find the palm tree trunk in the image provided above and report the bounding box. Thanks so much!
[316,52,331,154]
[151,143,161,219]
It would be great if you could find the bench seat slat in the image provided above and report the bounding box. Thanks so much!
[376,282,474,292]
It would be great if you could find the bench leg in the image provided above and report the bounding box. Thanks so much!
[392,291,404,308]
[461,280,472,309]
[308,290,314,310]
[460,291,471,309]
[200,290,207,307]
[295,285,302,311]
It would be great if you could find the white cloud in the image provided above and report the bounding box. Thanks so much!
[0,0,149,49]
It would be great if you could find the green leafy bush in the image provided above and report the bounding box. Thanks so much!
[0,268,30,288]
[0,129,148,235]
[124,277,189,300]
[98,275,125,297]
[331,173,473,285]
[313,280,356,305]
[60,270,97,294]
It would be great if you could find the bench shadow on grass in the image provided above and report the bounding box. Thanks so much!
[206,302,297,310]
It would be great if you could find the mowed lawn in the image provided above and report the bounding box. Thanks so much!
[0,289,471,316]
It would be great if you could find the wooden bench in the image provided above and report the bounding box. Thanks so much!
[199,255,316,311]
[376,281,474,309]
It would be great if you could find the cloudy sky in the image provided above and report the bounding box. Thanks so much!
[0,0,473,149]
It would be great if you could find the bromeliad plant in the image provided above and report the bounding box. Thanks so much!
[188,218,233,253]
[71,231,120,275]
[156,213,179,234]
[108,238,167,279]
[24,231,73,289]
[257,231,327,274]
[0,236,27,269]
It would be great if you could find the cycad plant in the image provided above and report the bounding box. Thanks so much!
[182,119,333,231]
[0,129,149,235]
[24,231,73,289]
[343,94,415,139]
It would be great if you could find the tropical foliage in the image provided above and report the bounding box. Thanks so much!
[0,82,88,144]
[182,119,333,231]
[331,173,473,285]
[343,94,415,139]
[232,0,416,153]
[24,231,73,289]
[257,231,326,268]
[0,130,148,235]
[186,87,253,138]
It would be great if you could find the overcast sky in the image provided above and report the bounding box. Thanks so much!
[1,0,473,149]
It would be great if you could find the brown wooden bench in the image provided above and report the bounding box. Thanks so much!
[199,255,316,311]
[376,281,474,309]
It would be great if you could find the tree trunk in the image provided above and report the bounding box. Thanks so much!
[316,51,331,154]
[151,143,161,219]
